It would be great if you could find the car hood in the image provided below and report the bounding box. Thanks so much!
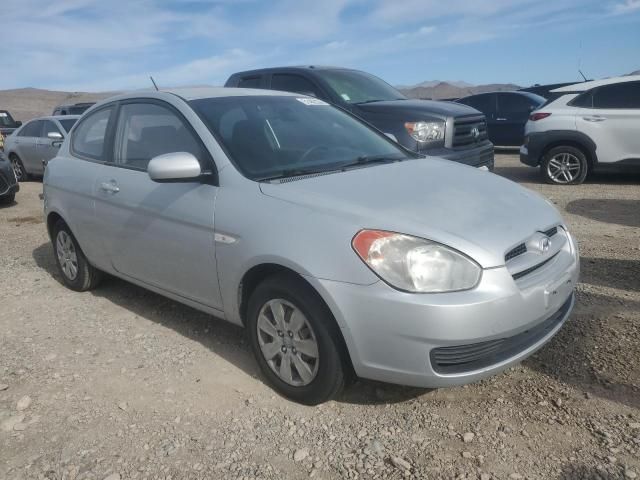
[259,159,562,268]
[355,99,480,120]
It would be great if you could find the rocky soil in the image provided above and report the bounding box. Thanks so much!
[1,154,639,479]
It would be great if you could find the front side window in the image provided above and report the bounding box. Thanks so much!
[316,69,406,104]
[18,120,43,137]
[459,94,495,114]
[59,119,78,133]
[271,74,321,97]
[497,93,536,115]
[592,82,640,109]
[41,120,62,138]
[114,102,204,171]
[72,107,113,160]
[190,95,411,180]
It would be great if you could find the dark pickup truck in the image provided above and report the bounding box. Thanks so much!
[225,66,494,170]
[0,110,22,151]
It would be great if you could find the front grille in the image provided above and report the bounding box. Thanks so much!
[430,294,573,374]
[512,252,559,280]
[543,226,558,237]
[452,115,488,148]
[505,243,527,262]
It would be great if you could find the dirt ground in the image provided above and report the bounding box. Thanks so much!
[1,154,639,480]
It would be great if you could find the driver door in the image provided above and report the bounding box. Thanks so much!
[94,100,223,310]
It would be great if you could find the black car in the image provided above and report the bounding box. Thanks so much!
[455,91,545,147]
[0,110,22,150]
[51,102,95,116]
[0,152,19,204]
[225,66,495,170]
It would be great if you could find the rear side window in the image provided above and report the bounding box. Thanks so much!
[271,74,321,97]
[592,82,640,109]
[18,120,43,137]
[497,93,535,115]
[114,102,205,171]
[72,107,113,160]
[459,94,495,114]
[238,76,261,88]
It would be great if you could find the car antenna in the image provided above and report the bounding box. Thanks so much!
[150,76,159,91]
[578,70,588,82]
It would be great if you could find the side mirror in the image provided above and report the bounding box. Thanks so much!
[148,152,202,182]
[48,131,63,140]
[15,121,22,127]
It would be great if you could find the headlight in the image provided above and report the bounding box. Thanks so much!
[352,230,481,293]
[404,121,444,144]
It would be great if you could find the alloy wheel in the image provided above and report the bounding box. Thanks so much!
[56,230,79,281]
[11,157,24,181]
[546,152,581,184]
[256,299,319,386]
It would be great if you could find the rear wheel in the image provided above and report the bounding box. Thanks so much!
[540,146,588,185]
[52,220,103,291]
[246,274,347,405]
[9,154,28,182]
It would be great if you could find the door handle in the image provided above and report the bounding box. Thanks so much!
[496,118,507,121]
[583,116,606,122]
[100,181,120,193]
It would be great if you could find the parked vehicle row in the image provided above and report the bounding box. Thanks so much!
[4,115,79,181]
[52,102,95,116]
[225,67,495,170]
[43,88,579,404]
[0,109,22,151]
[521,75,640,184]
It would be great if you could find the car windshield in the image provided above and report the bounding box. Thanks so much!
[191,95,412,180]
[316,70,407,105]
[0,111,17,128]
[59,118,78,133]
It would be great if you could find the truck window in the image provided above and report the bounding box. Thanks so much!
[271,74,321,97]
[238,76,262,88]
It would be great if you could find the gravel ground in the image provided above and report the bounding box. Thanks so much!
[1,154,639,480]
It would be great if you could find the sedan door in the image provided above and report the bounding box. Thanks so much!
[14,120,43,174]
[575,81,640,164]
[94,100,223,311]
[36,120,64,173]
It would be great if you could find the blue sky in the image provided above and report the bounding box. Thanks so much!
[3,0,640,91]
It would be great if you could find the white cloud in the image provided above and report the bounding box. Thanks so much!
[612,0,640,12]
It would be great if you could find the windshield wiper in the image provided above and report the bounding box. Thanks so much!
[339,155,405,170]
[257,167,339,182]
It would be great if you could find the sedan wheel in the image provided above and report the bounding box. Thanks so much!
[56,230,79,281]
[51,219,103,291]
[10,156,26,182]
[256,299,320,386]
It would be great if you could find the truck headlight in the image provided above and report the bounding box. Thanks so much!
[404,121,445,144]
[352,230,481,293]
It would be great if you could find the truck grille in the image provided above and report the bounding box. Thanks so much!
[430,294,573,374]
[452,115,488,148]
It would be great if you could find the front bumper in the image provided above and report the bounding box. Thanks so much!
[427,140,495,170]
[313,233,579,388]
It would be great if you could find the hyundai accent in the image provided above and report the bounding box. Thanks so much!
[43,88,579,404]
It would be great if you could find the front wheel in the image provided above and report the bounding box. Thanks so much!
[246,274,347,405]
[10,155,28,182]
[540,146,588,185]
[52,220,103,291]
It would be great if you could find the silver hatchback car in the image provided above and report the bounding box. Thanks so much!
[43,88,579,404]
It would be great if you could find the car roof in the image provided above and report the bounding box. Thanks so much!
[28,115,81,122]
[230,66,358,77]
[99,87,301,103]
[552,74,640,93]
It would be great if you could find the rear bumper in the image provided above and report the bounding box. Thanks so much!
[428,140,495,170]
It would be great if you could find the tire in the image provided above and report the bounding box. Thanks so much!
[52,219,103,291]
[0,193,15,204]
[9,154,28,182]
[246,273,347,405]
[540,146,589,185]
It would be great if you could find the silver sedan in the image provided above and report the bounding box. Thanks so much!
[4,115,79,181]
[43,89,579,404]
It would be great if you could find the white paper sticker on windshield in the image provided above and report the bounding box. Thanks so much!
[0,113,7,117]
[341,93,351,101]
[296,98,328,106]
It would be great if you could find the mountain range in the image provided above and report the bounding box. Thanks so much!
[396,81,521,100]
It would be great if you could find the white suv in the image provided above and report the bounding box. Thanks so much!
[520,75,640,184]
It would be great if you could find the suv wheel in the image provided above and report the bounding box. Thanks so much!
[540,146,588,185]
[52,220,103,291]
[246,274,347,405]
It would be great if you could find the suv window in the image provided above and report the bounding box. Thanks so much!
[271,74,321,97]
[114,102,204,171]
[72,107,113,160]
[42,120,62,138]
[18,120,43,137]
[238,76,261,88]
[497,93,535,115]
[592,82,640,109]
[459,94,495,114]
